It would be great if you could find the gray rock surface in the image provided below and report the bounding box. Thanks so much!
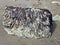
[3,6,52,38]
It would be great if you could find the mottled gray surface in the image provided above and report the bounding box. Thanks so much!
[0,0,60,45]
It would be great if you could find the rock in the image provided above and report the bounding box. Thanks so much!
[3,6,52,38]
[51,1,60,5]
[53,15,60,21]
[12,0,17,2]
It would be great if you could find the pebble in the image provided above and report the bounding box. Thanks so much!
[12,0,17,2]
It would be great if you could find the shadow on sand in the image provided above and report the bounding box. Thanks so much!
[50,21,57,35]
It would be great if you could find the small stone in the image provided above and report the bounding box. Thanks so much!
[12,0,17,1]
[53,15,60,21]
[51,1,60,5]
